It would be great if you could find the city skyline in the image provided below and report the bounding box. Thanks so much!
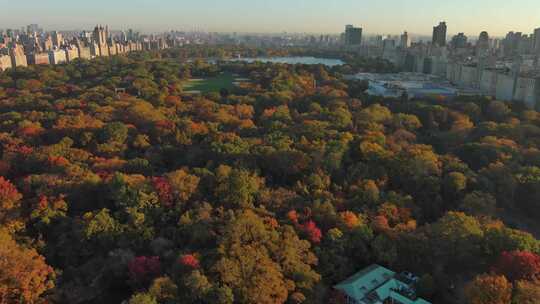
[1,0,540,36]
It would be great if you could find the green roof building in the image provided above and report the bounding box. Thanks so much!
[334,264,432,304]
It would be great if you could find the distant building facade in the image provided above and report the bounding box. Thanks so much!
[78,45,92,59]
[48,49,67,65]
[27,52,50,65]
[9,45,28,67]
[65,46,79,62]
[0,54,12,71]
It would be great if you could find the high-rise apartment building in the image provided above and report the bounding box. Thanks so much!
[344,25,362,46]
[432,22,447,46]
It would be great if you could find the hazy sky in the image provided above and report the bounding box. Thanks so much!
[1,0,540,36]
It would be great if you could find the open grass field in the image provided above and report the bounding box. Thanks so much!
[183,72,236,93]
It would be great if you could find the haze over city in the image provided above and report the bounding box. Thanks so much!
[4,1,540,304]
[2,0,540,36]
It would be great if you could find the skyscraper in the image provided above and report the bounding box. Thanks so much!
[432,22,447,47]
[477,31,490,49]
[344,25,362,46]
[534,28,540,54]
[400,31,411,48]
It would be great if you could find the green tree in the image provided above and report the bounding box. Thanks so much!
[429,212,484,268]
[460,191,497,217]
[214,166,261,207]
[128,293,158,304]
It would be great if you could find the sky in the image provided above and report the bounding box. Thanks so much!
[1,0,540,37]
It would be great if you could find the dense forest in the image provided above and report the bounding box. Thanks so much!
[1,47,540,304]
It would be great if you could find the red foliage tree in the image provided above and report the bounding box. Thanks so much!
[128,256,161,286]
[371,215,390,233]
[179,254,200,269]
[301,220,322,244]
[19,145,34,156]
[152,177,173,207]
[48,156,70,167]
[493,250,540,281]
[0,177,22,204]
[0,177,23,228]
[17,124,43,137]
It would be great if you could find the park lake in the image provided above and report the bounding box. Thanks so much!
[229,56,345,66]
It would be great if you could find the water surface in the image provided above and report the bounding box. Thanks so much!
[230,56,344,66]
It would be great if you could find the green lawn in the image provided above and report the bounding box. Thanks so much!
[183,73,236,93]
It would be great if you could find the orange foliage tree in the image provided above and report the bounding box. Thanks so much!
[0,229,55,303]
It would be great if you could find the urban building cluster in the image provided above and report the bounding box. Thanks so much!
[0,24,179,71]
[343,23,540,109]
[348,72,458,101]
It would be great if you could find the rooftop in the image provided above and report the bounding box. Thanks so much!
[334,264,432,304]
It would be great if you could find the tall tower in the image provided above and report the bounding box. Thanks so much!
[432,22,447,47]
[400,31,411,48]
